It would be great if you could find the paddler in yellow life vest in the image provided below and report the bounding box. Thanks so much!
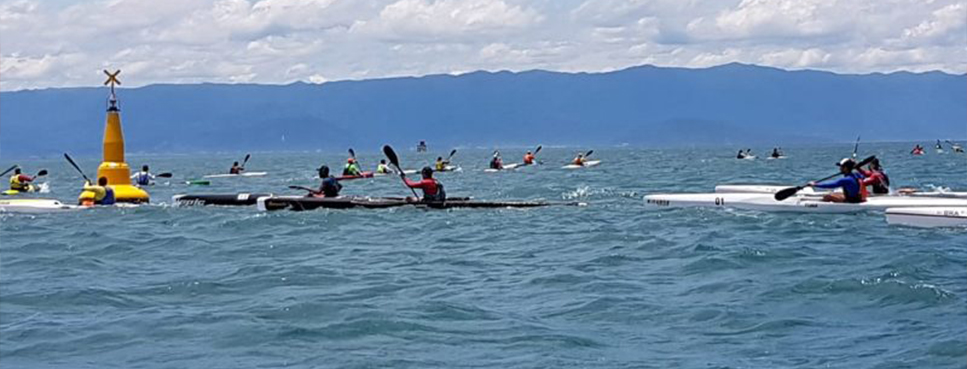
[343,158,362,176]
[9,168,37,192]
[81,177,116,206]
[376,159,393,174]
[434,156,450,171]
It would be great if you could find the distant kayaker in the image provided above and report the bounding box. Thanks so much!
[131,165,155,186]
[82,177,116,206]
[808,158,867,203]
[343,158,362,176]
[376,159,393,174]
[523,151,536,165]
[404,167,445,202]
[936,140,943,150]
[572,153,586,166]
[771,147,783,158]
[911,145,924,155]
[858,158,890,195]
[736,150,746,159]
[311,165,342,198]
[229,161,244,174]
[490,153,503,170]
[435,156,450,171]
[9,168,36,192]
[417,140,428,152]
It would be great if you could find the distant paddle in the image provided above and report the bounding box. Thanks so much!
[851,135,861,159]
[774,155,875,201]
[584,150,594,158]
[242,154,251,167]
[0,165,17,177]
[157,172,173,178]
[64,153,91,183]
[349,148,357,161]
[447,149,457,161]
[383,145,420,198]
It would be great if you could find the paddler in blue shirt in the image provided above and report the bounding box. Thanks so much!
[808,158,867,203]
[82,177,116,206]
[311,165,342,197]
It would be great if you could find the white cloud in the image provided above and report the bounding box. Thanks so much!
[0,0,964,91]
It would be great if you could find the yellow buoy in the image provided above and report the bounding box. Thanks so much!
[78,70,149,204]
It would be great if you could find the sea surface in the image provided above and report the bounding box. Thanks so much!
[2,143,966,368]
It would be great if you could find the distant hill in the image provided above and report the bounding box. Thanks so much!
[1,63,964,157]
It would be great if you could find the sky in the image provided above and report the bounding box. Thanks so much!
[1,0,964,91]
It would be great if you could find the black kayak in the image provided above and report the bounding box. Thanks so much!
[172,193,273,206]
[257,196,582,212]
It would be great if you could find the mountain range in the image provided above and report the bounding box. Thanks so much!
[1,63,964,157]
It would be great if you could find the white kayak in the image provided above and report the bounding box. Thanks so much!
[644,192,967,213]
[202,172,268,178]
[767,156,786,160]
[715,184,967,199]
[562,160,601,169]
[886,207,967,228]
[0,199,83,213]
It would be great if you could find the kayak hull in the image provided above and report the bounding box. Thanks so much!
[886,207,967,228]
[257,196,577,212]
[335,171,375,181]
[715,184,967,198]
[202,172,268,179]
[0,199,82,213]
[644,193,967,213]
[562,160,601,169]
[173,193,273,206]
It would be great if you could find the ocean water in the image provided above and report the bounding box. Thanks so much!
[2,143,966,368]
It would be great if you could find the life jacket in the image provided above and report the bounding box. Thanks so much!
[435,161,446,171]
[872,171,890,194]
[845,173,865,203]
[135,172,151,186]
[99,187,116,205]
[490,158,501,169]
[343,163,360,176]
[321,177,341,197]
[230,167,241,174]
[573,158,584,165]
[9,175,27,191]
[376,164,390,174]
[524,155,534,164]
[424,180,445,202]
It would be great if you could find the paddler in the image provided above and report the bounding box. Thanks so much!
[523,151,536,165]
[911,144,924,155]
[808,158,866,203]
[771,147,783,158]
[9,168,36,192]
[936,140,943,150]
[131,165,155,186]
[230,161,244,174]
[403,167,445,202]
[434,156,451,171]
[572,153,586,166]
[489,153,503,170]
[857,158,890,195]
[376,159,393,174]
[81,177,116,206]
[736,150,746,159]
[343,158,362,176]
[311,165,342,198]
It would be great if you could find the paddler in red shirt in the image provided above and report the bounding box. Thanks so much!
[404,167,446,202]
[572,153,586,166]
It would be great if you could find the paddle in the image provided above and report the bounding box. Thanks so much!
[851,135,860,159]
[383,145,420,198]
[288,185,316,193]
[533,145,544,165]
[584,150,594,158]
[774,155,876,201]
[0,165,18,177]
[447,149,457,161]
[64,153,91,183]
[239,153,251,171]
[157,172,173,178]
[35,169,48,177]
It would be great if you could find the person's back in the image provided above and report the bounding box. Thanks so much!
[490,157,502,169]
[737,150,745,159]
[9,169,33,191]
[859,159,890,195]
[83,177,116,205]
[405,167,445,202]
[343,159,361,176]
[230,162,243,174]
[376,160,391,174]
[314,166,342,197]
[132,165,154,186]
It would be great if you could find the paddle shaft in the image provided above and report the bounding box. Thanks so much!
[383,145,420,198]
[63,153,91,183]
[0,165,17,177]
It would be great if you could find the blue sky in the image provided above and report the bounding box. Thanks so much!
[1,0,964,90]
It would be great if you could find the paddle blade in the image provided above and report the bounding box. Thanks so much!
[242,154,251,166]
[349,148,356,159]
[535,145,542,154]
[774,186,801,201]
[157,172,173,178]
[856,155,876,168]
[448,149,457,159]
[584,150,594,158]
[383,145,400,168]
[36,169,48,176]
